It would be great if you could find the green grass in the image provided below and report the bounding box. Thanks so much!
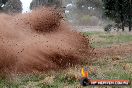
[93,56,132,79]
[0,56,131,88]
[83,31,103,36]
[83,32,132,48]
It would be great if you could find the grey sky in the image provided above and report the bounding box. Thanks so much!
[20,0,32,13]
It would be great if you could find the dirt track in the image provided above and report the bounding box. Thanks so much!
[74,26,104,32]
[94,43,132,58]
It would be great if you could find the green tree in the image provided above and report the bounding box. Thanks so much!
[76,0,102,9]
[74,0,103,25]
[102,0,132,31]
[76,0,103,15]
[3,0,22,14]
[0,0,22,14]
[30,0,62,10]
[0,0,8,11]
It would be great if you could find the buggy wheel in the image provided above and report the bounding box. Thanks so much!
[80,78,91,86]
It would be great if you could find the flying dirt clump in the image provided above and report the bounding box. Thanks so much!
[0,7,92,74]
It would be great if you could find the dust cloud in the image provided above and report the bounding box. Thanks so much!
[0,7,92,75]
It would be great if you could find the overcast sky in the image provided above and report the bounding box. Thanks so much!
[20,0,32,13]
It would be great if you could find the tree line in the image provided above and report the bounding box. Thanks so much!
[0,0,132,31]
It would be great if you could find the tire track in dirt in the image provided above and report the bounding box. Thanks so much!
[94,43,132,58]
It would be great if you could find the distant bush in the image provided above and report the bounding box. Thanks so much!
[104,23,122,32]
[104,24,113,32]
[79,15,99,26]
[81,15,91,21]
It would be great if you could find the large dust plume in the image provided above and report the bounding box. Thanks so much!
[0,7,91,75]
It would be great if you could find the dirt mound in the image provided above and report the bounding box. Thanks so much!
[0,7,92,75]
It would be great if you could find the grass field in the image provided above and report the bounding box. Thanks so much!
[0,32,132,88]
[83,32,132,48]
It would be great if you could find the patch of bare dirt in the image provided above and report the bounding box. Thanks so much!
[94,43,132,58]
